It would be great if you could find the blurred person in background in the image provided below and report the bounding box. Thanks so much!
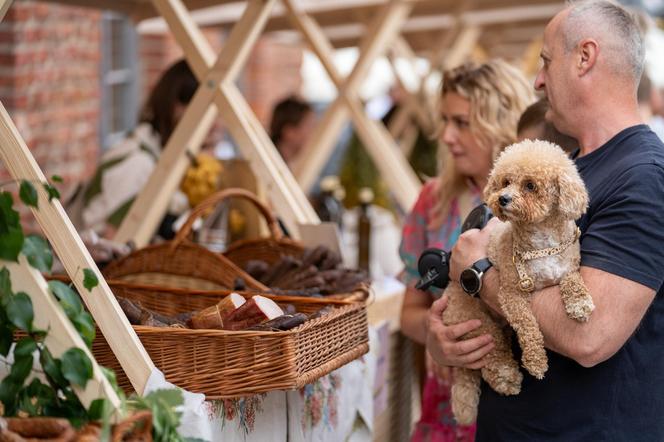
[67,59,223,260]
[269,96,316,168]
[517,98,579,152]
[399,60,534,441]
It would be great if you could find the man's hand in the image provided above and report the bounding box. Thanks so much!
[426,295,495,369]
[449,217,501,283]
[426,350,452,384]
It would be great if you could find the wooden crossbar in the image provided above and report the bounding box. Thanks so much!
[116,0,319,244]
[286,0,421,211]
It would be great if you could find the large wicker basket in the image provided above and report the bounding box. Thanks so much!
[102,218,267,291]
[92,280,369,398]
[175,188,304,268]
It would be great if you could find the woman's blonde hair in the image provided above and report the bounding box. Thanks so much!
[430,59,535,229]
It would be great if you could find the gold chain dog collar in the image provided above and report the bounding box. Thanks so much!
[512,227,581,293]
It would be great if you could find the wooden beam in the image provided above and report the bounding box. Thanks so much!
[0,102,154,394]
[115,0,276,246]
[442,25,482,70]
[388,38,434,134]
[0,0,12,23]
[286,0,421,210]
[149,0,317,237]
[5,257,121,414]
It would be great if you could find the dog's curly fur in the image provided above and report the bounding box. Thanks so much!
[442,140,594,424]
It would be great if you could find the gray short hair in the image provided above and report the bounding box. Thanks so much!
[563,0,645,82]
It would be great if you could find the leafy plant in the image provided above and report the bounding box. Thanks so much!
[0,179,198,440]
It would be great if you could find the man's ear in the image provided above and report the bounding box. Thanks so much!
[578,38,599,76]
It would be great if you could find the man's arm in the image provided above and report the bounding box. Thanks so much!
[455,224,656,367]
[528,266,654,367]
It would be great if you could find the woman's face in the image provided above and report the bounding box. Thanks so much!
[439,92,493,184]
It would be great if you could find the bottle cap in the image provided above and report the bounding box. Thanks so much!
[358,187,374,204]
[320,175,340,192]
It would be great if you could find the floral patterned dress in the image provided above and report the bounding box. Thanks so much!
[399,178,481,442]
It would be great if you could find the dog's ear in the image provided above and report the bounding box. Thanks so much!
[483,170,500,201]
[557,166,588,220]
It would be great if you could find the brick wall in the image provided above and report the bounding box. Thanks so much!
[0,1,100,196]
[139,30,305,131]
[242,36,304,126]
[0,3,304,232]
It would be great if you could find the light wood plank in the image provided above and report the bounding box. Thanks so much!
[0,102,154,394]
[151,0,317,236]
[287,0,420,210]
[5,256,121,415]
[0,0,13,23]
[115,0,275,246]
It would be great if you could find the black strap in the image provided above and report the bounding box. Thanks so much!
[472,258,493,274]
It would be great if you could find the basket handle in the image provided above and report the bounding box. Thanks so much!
[172,188,283,249]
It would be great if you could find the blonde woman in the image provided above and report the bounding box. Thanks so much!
[399,60,534,441]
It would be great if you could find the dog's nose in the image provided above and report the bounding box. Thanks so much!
[499,194,512,207]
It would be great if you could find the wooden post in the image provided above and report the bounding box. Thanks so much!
[115,0,279,246]
[135,0,318,240]
[5,256,121,414]
[285,0,421,211]
[0,102,154,394]
[0,0,12,23]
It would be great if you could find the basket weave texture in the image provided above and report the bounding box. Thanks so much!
[102,206,267,291]
[92,281,369,398]
[175,188,305,268]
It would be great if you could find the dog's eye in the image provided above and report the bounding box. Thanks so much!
[525,181,537,192]
[502,178,510,187]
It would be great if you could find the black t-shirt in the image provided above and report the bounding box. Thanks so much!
[476,125,664,441]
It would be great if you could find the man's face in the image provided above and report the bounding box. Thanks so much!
[534,11,574,135]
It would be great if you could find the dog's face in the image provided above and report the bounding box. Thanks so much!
[484,140,588,224]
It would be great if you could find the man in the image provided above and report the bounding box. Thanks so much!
[426,1,664,440]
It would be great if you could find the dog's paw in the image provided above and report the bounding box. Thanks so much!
[493,374,522,396]
[484,363,523,395]
[565,296,595,322]
[522,350,548,379]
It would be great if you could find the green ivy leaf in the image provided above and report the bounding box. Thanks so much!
[88,398,113,440]
[6,292,34,331]
[0,191,19,231]
[0,377,20,415]
[22,234,53,273]
[0,267,11,300]
[71,312,95,349]
[14,337,37,357]
[48,280,83,318]
[82,269,99,291]
[43,184,60,202]
[0,193,23,262]
[40,348,68,388]
[144,389,184,410]
[0,226,23,263]
[10,353,35,385]
[19,180,38,208]
[0,324,13,357]
[51,175,63,183]
[60,348,93,388]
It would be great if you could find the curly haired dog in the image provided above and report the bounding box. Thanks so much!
[442,139,594,424]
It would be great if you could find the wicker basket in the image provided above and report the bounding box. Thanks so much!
[92,280,369,398]
[102,213,267,291]
[175,188,305,268]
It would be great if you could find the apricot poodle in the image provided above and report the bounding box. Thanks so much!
[442,139,594,424]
